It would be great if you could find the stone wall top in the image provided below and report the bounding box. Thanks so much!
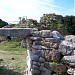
[0,28,34,37]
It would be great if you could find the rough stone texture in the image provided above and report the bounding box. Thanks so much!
[65,35,75,43]
[31,69,40,75]
[58,41,74,55]
[45,38,60,43]
[52,30,64,40]
[63,55,75,63]
[50,63,67,75]
[40,67,51,75]
[50,50,62,62]
[40,30,52,38]
[67,68,75,75]
[32,45,42,50]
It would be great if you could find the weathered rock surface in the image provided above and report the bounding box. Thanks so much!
[58,41,74,55]
[50,63,67,75]
[67,68,75,75]
[50,50,62,62]
[52,30,64,40]
[40,30,52,37]
[63,55,75,63]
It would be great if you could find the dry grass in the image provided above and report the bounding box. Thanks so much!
[0,40,27,75]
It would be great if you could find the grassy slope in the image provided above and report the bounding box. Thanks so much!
[0,40,27,75]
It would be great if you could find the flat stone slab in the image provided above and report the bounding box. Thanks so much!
[0,28,33,37]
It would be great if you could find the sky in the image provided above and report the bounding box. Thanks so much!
[0,0,74,23]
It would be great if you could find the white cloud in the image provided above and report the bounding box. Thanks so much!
[0,0,74,23]
[0,0,60,23]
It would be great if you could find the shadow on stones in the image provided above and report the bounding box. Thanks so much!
[0,66,23,75]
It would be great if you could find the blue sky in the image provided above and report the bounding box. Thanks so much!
[0,0,74,23]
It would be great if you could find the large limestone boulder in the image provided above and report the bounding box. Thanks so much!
[58,41,74,55]
[63,55,75,63]
[52,30,64,40]
[65,35,75,43]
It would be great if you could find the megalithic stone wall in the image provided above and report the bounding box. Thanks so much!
[25,30,62,75]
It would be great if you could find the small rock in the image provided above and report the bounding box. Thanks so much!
[50,63,67,75]
[12,57,15,60]
[44,62,50,69]
[32,61,40,66]
[32,65,39,70]
[0,59,3,61]
[67,68,75,75]
[40,67,51,75]
[31,69,40,75]
[39,57,45,63]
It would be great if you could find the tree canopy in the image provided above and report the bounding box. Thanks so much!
[40,13,75,34]
[0,19,8,28]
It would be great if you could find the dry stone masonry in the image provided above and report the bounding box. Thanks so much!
[0,28,75,75]
[25,30,64,75]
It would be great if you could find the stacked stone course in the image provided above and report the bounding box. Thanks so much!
[25,30,62,75]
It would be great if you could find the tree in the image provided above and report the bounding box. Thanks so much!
[63,16,75,34]
[0,19,8,28]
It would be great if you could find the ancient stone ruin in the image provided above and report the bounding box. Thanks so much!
[0,28,75,75]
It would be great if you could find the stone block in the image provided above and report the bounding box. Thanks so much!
[67,68,75,75]
[36,50,45,57]
[52,30,64,40]
[33,41,41,45]
[32,65,39,70]
[63,55,75,63]
[39,57,45,63]
[44,62,50,69]
[30,37,42,41]
[32,31,41,37]
[40,67,51,75]
[40,30,52,38]
[58,41,74,55]
[32,61,40,66]
[50,50,62,62]
[45,38,60,43]
[31,69,40,75]
[65,35,75,43]
[32,45,42,50]
[0,28,33,37]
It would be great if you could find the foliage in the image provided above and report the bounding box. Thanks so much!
[63,16,75,34]
[0,19,8,28]
[40,13,75,34]
[40,13,63,30]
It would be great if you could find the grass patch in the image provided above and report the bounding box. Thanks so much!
[0,40,27,75]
